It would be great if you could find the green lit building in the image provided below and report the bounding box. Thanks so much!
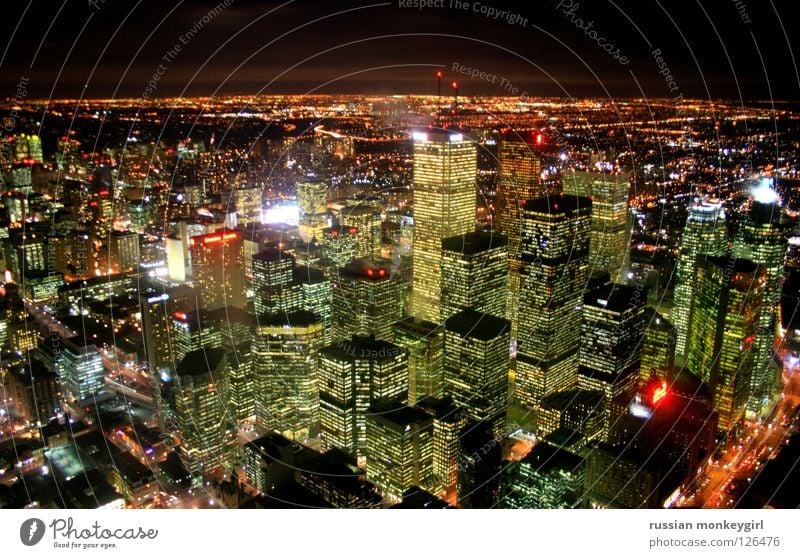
[502,441,585,509]
[673,199,728,355]
[732,182,787,410]
[686,256,764,434]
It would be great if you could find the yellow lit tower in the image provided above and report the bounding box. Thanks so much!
[411,129,477,322]
[495,131,545,337]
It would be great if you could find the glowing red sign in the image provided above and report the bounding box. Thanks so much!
[652,381,667,405]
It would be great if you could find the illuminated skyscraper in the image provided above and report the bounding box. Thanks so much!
[733,182,787,410]
[393,316,445,405]
[502,441,585,509]
[577,283,646,438]
[189,229,246,310]
[57,335,105,402]
[339,204,383,259]
[173,348,237,476]
[365,400,435,500]
[673,199,728,355]
[228,341,254,422]
[516,195,592,409]
[640,308,676,382]
[331,257,403,342]
[686,257,764,434]
[297,175,329,242]
[252,248,300,315]
[108,231,140,274]
[320,225,358,276]
[495,133,545,337]
[440,230,508,321]
[171,310,223,364]
[416,397,464,499]
[444,309,510,440]
[563,169,631,280]
[318,335,408,457]
[411,130,477,322]
[294,265,332,342]
[252,311,326,439]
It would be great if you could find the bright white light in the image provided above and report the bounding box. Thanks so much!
[448,133,463,142]
[262,203,299,226]
[752,179,780,204]
[412,132,428,142]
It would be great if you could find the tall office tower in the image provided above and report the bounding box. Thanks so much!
[495,133,545,338]
[252,311,326,439]
[673,199,728,355]
[640,308,676,382]
[502,442,585,509]
[331,257,403,342]
[138,282,198,375]
[297,175,329,242]
[189,229,246,310]
[229,186,263,226]
[294,266,332,342]
[686,257,764,435]
[516,195,592,409]
[319,225,358,276]
[411,130,477,322]
[563,169,631,280]
[537,388,606,442]
[6,230,46,281]
[339,204,383,259]
[107,230,140,274]
[252,248,300,315]
[365,400,435,500]
[171,310,224,364]
[577,284,646,438]
[440,230,508,321]
[4,360,60,426]
[318,335,408,457]
[733,182,787,410]
[58,336,105,402]
[393,316,445,405]
[457,423,502,508]
[416,398,465,499]
[173,348,237,476]
[444,309,510,440]
[228,341,254,422]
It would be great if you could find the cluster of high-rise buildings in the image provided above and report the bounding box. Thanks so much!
[0,97,795,510]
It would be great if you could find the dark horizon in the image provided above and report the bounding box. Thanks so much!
[2,0,798,102]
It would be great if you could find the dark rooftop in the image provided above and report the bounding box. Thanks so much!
[175,347,226,377]
[441,230,507,255]
[584,283,645,313]
[444,309,510,341]
[521,442,584,474]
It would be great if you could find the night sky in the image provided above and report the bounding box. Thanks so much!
[1,0,798,101]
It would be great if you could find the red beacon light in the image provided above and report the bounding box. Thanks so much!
[651,381,667,405]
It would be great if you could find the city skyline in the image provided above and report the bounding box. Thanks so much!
[1,0,800,523]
